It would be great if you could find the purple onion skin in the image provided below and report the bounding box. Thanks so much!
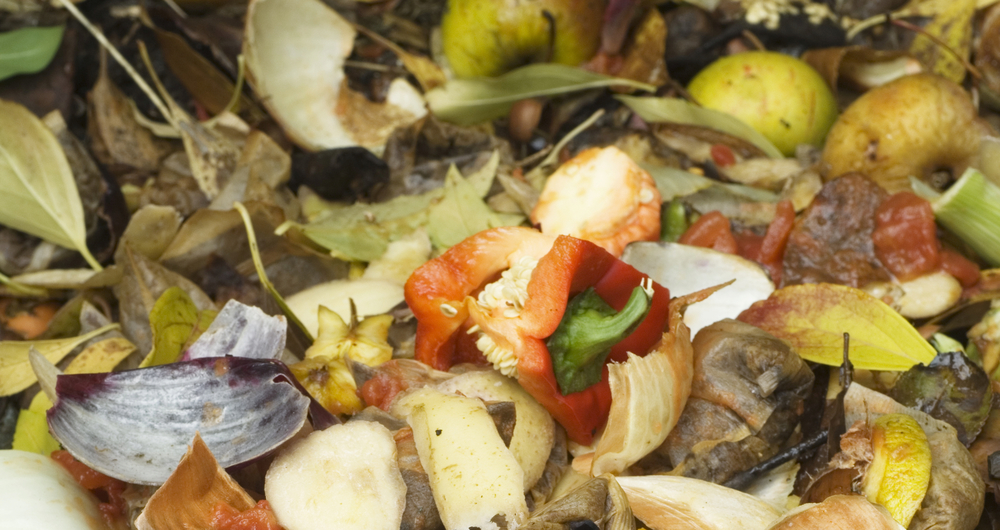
[47,357,335,485]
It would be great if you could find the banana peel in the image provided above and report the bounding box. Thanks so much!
[291,301,394,415]
[304,301,393,365]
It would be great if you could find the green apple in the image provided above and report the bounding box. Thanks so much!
[687,51,838,157]
[441,0,605,78]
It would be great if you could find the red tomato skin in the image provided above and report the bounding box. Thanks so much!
[871,192,941,281]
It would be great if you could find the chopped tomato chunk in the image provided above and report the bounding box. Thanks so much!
[679,211,738,254]
[871,192,941,281]
[710,144,737,167]
[51,450,128,529]
[941,248,980,288]
[736,201,795,284]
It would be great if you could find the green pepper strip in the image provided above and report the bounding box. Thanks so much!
[548,286,651,395]
[661,199,688,242]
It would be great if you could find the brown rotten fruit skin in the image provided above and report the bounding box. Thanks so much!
[821,73,993,193]
[441,0,605,78]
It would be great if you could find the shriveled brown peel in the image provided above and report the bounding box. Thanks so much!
[135,433,254,530]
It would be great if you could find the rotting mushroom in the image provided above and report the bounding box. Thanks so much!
[637,319,814,484]
[820,73,995,193]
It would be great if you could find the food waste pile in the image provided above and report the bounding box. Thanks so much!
[2,0,1000,529]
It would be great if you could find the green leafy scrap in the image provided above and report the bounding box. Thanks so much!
[139,287,217,367]
[0,26,64,82]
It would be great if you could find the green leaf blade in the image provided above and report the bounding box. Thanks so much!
[0,26,65,82]
[427,64,655,126]
[617,95,784,158]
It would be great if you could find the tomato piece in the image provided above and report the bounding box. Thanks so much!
[710,144,737,167]
[51,450,128,529]
[735,200,795,284]
[871,192,940,281]
[941,248,980,288]
[679,211,738,254]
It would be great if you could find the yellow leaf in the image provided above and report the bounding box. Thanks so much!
[737,283,936,370]
[908,0,975,83]
[0,324,119,396]
[64,337,136,374]
[140,287,216,368]
[11,409,60,456]
[12,337,136,456]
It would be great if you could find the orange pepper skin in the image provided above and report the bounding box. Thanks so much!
[407,229,670,444]
[405,227,557,371]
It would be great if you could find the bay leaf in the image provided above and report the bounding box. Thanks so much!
[0,323,119,396]
[140,287,217,368]
[290,192,439,262]
[617,95,783,158]
[427,164,522,249]
[0,99,103,270]
[0,25,64,82]
[154,29,262,119]
[737,283,937,370]
[10,409,58,456]
[427,63,655,126]
[114,244,216,356]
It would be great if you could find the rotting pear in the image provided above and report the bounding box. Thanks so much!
[441,0,605,78]
[688,51,838,157]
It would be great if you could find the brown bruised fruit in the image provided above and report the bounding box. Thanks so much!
[821,73,993,193]
[781,173,889,288]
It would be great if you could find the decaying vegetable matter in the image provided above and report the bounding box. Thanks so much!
[6,0,1000,529]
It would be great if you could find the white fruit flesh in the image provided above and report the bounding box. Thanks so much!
[264,421,406,530]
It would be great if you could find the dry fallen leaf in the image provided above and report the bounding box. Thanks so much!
[737,283,937,371]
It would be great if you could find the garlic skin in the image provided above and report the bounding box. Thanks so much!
[765,495,904,530]
[617,475,781,530]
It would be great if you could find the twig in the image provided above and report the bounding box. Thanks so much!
[55,0,173,121]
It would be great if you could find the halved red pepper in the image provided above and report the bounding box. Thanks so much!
[404,227,670,444]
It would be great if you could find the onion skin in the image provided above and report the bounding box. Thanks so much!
[0,450,107,530]
[47,357,312,485]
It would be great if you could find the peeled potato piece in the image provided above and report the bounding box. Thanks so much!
[264,421,406,530]
[435,369,555,491]
[392,387,528,530]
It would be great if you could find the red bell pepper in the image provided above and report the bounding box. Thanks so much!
[405,227,670,444]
